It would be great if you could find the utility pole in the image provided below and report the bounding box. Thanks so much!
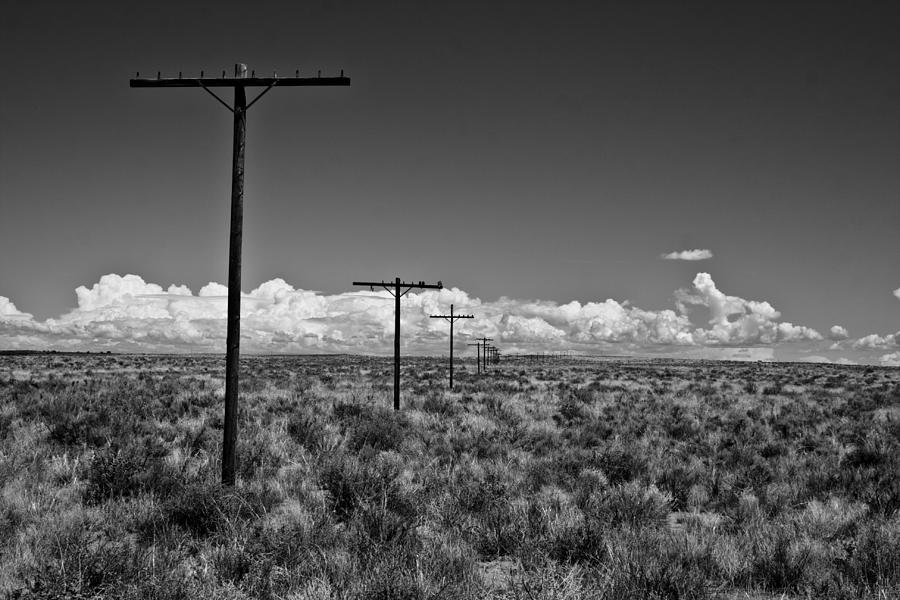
[430,304,474,389]
[476,337,493,372]
[352,278,442,410]
[469,337,492,373]
[131,64,350,487]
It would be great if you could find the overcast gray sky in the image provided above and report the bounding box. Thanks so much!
[1,0,898,364]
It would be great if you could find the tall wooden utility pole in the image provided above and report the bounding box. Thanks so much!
[130,64,350,486]
[429,304,474,389]
[352,278,443,410]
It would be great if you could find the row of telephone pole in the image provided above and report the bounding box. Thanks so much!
[129,63,504,487]
[467,336,501,374]
[347,287,502,398]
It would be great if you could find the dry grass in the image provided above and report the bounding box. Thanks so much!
[0,353,898,599]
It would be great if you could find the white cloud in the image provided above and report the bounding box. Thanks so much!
[0,296,32,320]
[852,332,899,350]
[675,273,822,345]
[75,274,167,311]
[0,272,847,357]
[199,282,229,297]
[894,287,900,301]
[828,325,849,341]
[498,314,566,343]
[661,249,713,261]
[879,352,900,367]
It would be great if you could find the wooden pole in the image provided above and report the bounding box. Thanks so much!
[394,277,401,410]
[430,303,473,390]
[449,305,454,389]
[353,278,443,409]
[130,64,349,487]
[222,63,247,487]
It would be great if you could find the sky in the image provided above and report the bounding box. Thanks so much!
[1,0,898,365]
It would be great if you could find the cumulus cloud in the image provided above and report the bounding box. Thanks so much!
[853,332,899,350]
[828,325,849,341]
[0,296,32,320]
[661,249,713,261]
[880,352,900,367]
[0,272,838,356]
[894,288,900,301]
[675,273,822,345]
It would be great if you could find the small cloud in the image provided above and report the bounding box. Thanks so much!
[661,249,713,261]
[893,287,900,301]
[853,332,899,350]
[828,325,849,341]
[199,282,229,297]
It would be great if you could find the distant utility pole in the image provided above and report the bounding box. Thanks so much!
[130,64,350,487]
[352,277,443,410]
[474,337,493,373]
[430,304,474,389]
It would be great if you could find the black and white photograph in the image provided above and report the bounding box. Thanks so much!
[1,1,899,597]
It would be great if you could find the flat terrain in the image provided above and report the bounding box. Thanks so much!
[1,353,899,599]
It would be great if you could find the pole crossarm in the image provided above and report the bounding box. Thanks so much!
[353,280,443,297]
[132,70,350,113]
[130,75,350,88]
[430,314,475,322]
